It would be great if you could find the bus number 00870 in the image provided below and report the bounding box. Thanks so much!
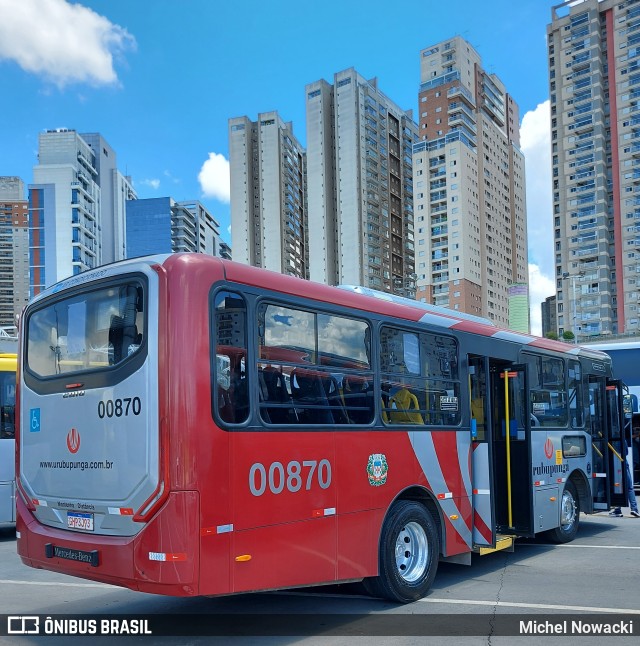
[98,397,142,419]
[249,459,331,496]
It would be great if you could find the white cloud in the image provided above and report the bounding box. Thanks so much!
[0,0,135,87]
[521,100,555,336]
[139,178,160,190]
[198,152,230,203]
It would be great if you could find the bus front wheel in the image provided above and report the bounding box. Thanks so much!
[547,480,580,543]
[364,500,439,603]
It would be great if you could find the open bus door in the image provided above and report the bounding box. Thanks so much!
[606,379,628,510]
[468,356,496,549]
[589,378,628,511]
[469,358,534,548]
[491,363,534,536]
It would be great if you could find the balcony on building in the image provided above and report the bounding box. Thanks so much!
[432,272,449,284]
[71,180,95,202]
[76,151,98,177]
[431,214,448,226]
[446,83,476,109]
[431,225,448,237]
[448,109,477,133]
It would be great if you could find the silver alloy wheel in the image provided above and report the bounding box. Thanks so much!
[560,488,577,531]
[394,521,429,582]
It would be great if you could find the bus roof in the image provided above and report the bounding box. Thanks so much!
[28,253,613,365]
[336,285,496,327]
[214,257,611,363]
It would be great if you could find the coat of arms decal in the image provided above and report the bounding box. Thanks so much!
[367,453,388,486]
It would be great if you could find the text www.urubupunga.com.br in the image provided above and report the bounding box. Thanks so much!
[39,460,113,471]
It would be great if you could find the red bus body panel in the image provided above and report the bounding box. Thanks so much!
[18,491,200,595]
[19,254,571,596]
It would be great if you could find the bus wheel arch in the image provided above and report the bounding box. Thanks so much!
[568,469,592,515]
[363,489,441,603]
[546,479,580,544]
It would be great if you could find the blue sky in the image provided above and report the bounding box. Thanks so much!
[0,0,562,332]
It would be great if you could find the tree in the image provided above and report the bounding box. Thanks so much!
[545,332,559,340]
[562,330,575,341]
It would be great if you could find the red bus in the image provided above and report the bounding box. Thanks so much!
[16,254,628,602]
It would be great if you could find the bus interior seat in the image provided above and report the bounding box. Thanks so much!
[389,387,424,425]
[258,367,291,424]
[223,364,248,424]
[342,376,374,424]
[291,369,335,424]
[217,385,233,423]
[323,374,349,424]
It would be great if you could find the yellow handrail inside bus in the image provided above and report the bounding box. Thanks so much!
[596,431,623,462]
[504,370,513,529]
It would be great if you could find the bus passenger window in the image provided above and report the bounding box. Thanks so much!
[380,327,460,427]
[257,303,372,426]
[213,291,248,424]
[469,358,487,441]
[568,360,584,427]
[420,333,460,426]
[524,354,568,427]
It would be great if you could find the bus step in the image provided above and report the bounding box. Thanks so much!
[478,535,514,556]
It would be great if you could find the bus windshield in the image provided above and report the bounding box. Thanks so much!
[27,281,145,377]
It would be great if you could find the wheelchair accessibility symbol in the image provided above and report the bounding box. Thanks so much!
[30,408,41,432]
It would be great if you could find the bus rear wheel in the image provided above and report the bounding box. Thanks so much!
[364,500,439,603]
[547,480,580,543]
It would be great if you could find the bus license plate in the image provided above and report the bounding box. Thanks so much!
[67,512,94,531]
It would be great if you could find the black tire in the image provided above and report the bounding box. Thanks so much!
[547,480,580,543]
[363,500,439,603]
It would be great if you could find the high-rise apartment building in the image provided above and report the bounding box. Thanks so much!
[219,241,232,260]
[229,112,307,279]
[28,129,132,297]
[549,0,640,339]
[0,177,29,325]
[541,295,558,338]
[81,133,137,263]
[126,197,223,258]
[414,37,529,329]
[305,69,418,291]
[179,200,224,257]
